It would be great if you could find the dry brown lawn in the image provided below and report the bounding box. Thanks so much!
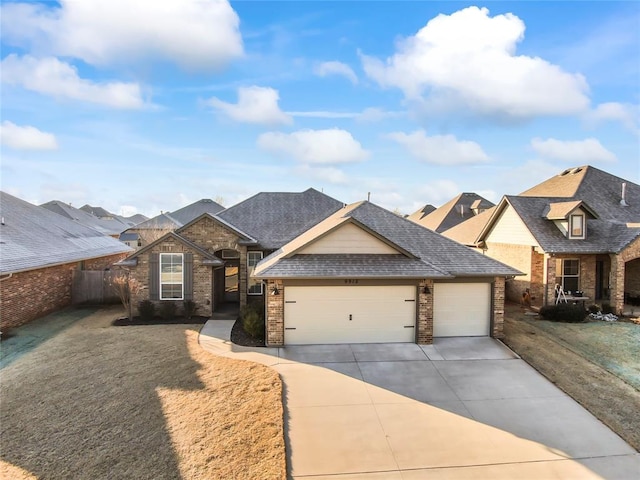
[0,307,285,480]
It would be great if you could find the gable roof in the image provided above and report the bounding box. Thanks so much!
[130,199,225,231]
[255,201,522,279]
[216,188,344,249]
[1,192,132,274]
[175,213,258,245]
[442,206,496,246]
[409,193,495,233]
[41,200,130,236]
[543,200,598,220]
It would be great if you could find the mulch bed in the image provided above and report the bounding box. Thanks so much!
[230,318,265,347]
[112,315,209,326]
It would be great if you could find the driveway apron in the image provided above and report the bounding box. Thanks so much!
[199,324,640,479]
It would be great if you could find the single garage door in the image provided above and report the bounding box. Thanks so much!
[433,283,491,337]
[284,285,416,345]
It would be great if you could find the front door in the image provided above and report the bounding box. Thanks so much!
[224,261,239,303]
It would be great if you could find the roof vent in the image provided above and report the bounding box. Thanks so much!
[560,169,572,176]
[620,183,629,207]
[571,167,582,174]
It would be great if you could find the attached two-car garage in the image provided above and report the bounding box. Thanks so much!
[282,282,492,345]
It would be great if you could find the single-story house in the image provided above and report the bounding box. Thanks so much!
[0,192,133,330]
[443,166,640,314]
[41,200,131,238]
[408,193,494,233]
[254,201,521,346]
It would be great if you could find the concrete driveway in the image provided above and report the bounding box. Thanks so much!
[199,323,640,479]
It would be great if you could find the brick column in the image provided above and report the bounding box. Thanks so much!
[545,255,557,305]
[417,279,433,345]
[609,254,625,315]
[239,248,247,309]
[266,279,284,346]
[492,277,505,339]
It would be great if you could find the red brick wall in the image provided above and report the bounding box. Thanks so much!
[0,253,128,331]
[492,277,505,338]
[417,279,433,344]
[265,279,284,346]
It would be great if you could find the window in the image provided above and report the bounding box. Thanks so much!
[569,214,585,239]
[557,259,580,293]
[247,251,263,295]
[160,253,183,299]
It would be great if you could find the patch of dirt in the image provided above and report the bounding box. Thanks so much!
[0,307,285,479]
[503,303,640,452]
[112,315,209,326]
[230,317,265,347]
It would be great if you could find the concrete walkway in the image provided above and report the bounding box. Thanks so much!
[199,320,640,479]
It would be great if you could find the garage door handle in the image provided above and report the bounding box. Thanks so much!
[285,301,296,304]
[285,327,296,330]
[404,299,415,302]
[349,314,352,321]
[404,325,415,328]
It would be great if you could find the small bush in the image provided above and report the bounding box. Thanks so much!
[183,300,198,319]
[601,303,614,315]
[539,303,586,323]
[241,302,264,339]
[138,300,156,321]
[159,301,177,321]
[587,304,600,314]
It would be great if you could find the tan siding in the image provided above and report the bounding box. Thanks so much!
[298,223,398,254]
[486,206,539,246]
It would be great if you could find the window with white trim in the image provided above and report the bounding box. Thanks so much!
[160,253,184,299]
[569,214,585,239]
[247,251,263,295]
[557,259,580,293]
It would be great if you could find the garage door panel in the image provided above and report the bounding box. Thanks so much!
[284,285,415,345]
[433,283,490,337]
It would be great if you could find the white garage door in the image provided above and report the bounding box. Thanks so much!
[284,285,416,345]
[433,283,491,337]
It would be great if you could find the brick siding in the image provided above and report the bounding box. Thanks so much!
[485,243,543,305]
[0,252,128,330]
[417,279,433,344]
[492,277,505,338]
[265,279,284,346]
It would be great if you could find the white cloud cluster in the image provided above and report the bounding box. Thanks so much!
[387,129,489,165]
[314,61,358,84]
[361,6,589,119]
[0,121,58,150]
[258,128,369,164]
[207,86,292,126]
[531,137,616,163]
[1,55,146,109]
[0,0,243,70]
[585,102,639,135]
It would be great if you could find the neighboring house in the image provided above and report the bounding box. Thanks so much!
[408,193,494,233]
[119,232,141,249]
[444,166,640,314]
[406,204,436,222]
[121,198,225,249]
[254,201,521,346]
[0,192,133,330]
[41,200,131,237]
[117,189,344,317]
[80,204,147,229]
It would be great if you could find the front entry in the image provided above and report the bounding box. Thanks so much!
[224,262,239,303]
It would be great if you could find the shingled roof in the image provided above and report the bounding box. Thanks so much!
[131,198,225,231]
[255,201,521,279]
[216,188,344,250]
[409,193,495,233]
[41,200,130,236]
[1,192,132,274]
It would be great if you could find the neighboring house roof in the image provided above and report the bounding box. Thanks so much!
[80,204,112,218]
[1,192,133,274]
[216,188,344,250]
[126,214,149,225]
[80,204,146,228]
[409,193,495,233]
[130,199,225,231]
[406,204,436,222]
[119,232,140,242]
[255,201,522,279]
[442,206,496,246]
[116,232,224,267]
[175,213,258,245]
[475,166,640,254]
[40,200,129,236]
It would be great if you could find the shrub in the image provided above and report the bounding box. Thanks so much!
[601,303,614,314]
[183,300,198,319]
[159,301,177,321]
[241,302,264,339]
[539,303,586,323]
[138,300,156,321]
[587,304,600,314]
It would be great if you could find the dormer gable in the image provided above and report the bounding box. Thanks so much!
[542,200,598,240]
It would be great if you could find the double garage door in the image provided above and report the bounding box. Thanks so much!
[283,283,491,345]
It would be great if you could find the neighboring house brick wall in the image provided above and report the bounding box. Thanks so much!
[626,259,640,296]
[485,242,536,305]
[266,279,284,346]
[492,277,505,338]
[417,279,434,345]
[1,252,128,330]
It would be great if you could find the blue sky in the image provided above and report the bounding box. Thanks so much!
[1,1,638,218]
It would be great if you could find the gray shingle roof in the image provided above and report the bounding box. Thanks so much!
[1,192,133,274]
[406,204,436,222]
[41,200,129,236]
[409,193,495,233]
[256,201,522,279]
[131,199,225,231]
[217,188,344,249]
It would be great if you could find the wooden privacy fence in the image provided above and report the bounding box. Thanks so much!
[72,270,121,305]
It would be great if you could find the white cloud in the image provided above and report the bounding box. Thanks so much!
[0,0,243,70]
[415,179,461,207]
[1,55,145,109]
[360,6,589,119]
[257,128,369,164]
[387,129,489,165]
[0,121,58,150]
[295,165,348,184]
[584,102,639,135]
[207,86,292,125]
[531,137,617,163]
[314,61,358,84]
